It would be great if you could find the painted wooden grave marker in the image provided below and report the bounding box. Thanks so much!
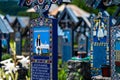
[111,25,120,79]
[58,6,78,62]
[62,29,72,62]
[30,17,57,80]
[19,0,63,79]
[90,13,110,76]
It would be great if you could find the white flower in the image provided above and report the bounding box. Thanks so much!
[0,59,12,65]
[4,63,19,74]
[0,59,19,74]
[18,56,30,69]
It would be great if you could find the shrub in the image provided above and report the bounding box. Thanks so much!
[2,53,11,60]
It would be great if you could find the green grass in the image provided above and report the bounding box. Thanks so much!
[58,59,68,80]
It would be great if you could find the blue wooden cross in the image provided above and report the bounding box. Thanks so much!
[90,12,110,76]
[19,0,62,17]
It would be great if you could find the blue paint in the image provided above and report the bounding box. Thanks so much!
[62,45,72,62]
[93,36,107,42]
[32,27,50,54]
[63,30,71,43]
[1,38,7,48]
[115,40,120,50]
[52,19,58,80]
[31,18,58,80]
[62,29,72,62]
[32,60,51,80]
[93,46,107,68]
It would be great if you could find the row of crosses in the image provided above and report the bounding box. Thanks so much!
[19,0,63,16]
[19,0,72,16]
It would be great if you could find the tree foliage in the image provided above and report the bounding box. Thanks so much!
[71,0,117,15]
[71,0,98,14]
[0,1,27,15]
[18,11,39,19]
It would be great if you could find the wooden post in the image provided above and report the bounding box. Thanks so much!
[15,30,22,55]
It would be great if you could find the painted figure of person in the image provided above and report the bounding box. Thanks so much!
[93,27,96,36]
[93,27,98,42]
[97,25,104,41]
[104,27,107,36]
[103,27,107,42]
[35,34,42,55]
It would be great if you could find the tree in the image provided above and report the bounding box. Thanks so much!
[71,0,98,14]
[71,0,117,15]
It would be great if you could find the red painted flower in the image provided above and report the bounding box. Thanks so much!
[51,0,57,3]
[38,0,44,4]
[26,0,32,5]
